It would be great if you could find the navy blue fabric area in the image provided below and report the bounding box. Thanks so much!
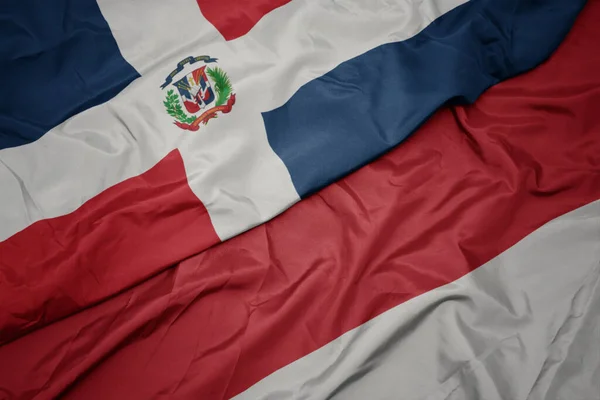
[0,0,139,150]
[263,0,587,197]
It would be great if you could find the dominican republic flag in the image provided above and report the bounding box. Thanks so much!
[1,0,599,399]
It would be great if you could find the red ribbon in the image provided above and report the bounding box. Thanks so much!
[174,94,236,131]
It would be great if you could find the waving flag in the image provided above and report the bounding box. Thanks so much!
[1,0,598,399]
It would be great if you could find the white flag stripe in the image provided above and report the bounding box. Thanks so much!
[96,0,221,74]
[0,0,466,242]
[234,200,600,400]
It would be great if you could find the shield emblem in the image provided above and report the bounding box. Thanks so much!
[161,55,235,131]
[173,66,216,114]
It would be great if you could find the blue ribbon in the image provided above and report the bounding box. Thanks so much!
[160,56,218,89]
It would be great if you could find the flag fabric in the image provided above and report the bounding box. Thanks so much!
[0,0,586,343]
[1,0,599,399]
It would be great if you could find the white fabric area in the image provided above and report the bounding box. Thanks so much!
[235,200,600,400]
[0,0,467,241]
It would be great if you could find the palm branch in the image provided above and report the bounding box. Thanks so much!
[206,67,232,106]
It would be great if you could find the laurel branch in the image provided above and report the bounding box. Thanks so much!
[163,89,197,124]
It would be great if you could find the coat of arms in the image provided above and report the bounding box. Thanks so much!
[160,55,235,131]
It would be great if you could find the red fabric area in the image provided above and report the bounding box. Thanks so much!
[197,0,291,40]
[2,2,600,399]
[0,150,220,344]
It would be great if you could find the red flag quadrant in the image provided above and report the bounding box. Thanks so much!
[196,0,291,41]
[1,1,600,398]
[0,150,220,343]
